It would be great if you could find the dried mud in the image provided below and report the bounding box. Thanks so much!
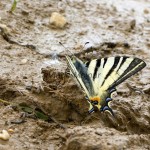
[0,0,150,150]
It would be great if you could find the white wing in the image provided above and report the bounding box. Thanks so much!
[85,56,146,95]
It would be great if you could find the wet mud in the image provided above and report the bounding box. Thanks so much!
[0,0,150,150]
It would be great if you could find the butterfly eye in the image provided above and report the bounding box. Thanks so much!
[91,101,98,105]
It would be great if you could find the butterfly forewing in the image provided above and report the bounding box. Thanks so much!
[66,56,95,98]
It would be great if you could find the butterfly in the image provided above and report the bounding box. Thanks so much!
[66,55,146,116]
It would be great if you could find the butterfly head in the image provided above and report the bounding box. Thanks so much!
[90,96,100,106]
[88,96,101,113]
[88,96,114,116]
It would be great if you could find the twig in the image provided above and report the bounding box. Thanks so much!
[50,116,67,129]
[10,119,26,124]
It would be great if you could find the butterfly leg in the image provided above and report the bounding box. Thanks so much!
[85,96,95,114]
[88,105,95,114]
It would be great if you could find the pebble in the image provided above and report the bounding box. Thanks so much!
[21,9,29,15]
[0,130,10,141]
[0,23,11,34]
[49,12,67,28]
[8,128,14,133]
[21,59,28,64]
[144,9,149,14]
[130,19,136,30]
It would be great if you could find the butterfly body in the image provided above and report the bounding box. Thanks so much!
[66,55,146,115]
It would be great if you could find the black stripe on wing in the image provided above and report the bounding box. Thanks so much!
[103,58,107,68]
[93,59,101,80]
[101,56,120,86]
[108,57,146,90]
[74,59,95,96]
[117,56,129,71]
[85,61,90,68]
[85,59,101,80]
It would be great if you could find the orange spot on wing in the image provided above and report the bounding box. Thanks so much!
[90,96,101,102]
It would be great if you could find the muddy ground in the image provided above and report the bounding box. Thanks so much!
[0,0,150,150]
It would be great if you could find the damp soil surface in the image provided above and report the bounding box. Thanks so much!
[0,0,150,150]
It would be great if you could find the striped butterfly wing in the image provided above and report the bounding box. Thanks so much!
[66,56,95,98]
[66,55,146,115]
[85,56,146,95]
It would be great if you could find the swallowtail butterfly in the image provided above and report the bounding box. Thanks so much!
[66,55,146,116]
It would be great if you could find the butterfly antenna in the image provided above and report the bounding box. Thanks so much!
[59,41,90,56]
[81,42,90,51]
[59,42,74,56]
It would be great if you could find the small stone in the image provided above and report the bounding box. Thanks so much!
[23,76,28,79]
[93,51,97,55]
[8,128,14,133]
[26,85,32,90]
[144,9,149,14]
[130,19,136,29]
[0,130,10,141]
[143,84,150,94]
[123,146,127,149]
[110,132,114,135]
[21,9,29,15]
[27,19,35,24]
[0,23,12,35]
[123,42,130,48]
[21,59,28,64]
[49,12,67,29]
[95,131,102,136]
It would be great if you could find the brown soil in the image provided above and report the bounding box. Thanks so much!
[0,0,150,150]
